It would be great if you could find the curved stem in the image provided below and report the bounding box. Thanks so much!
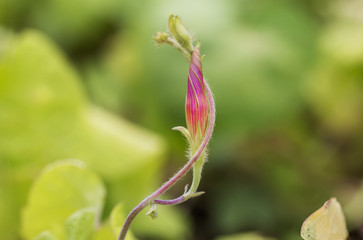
[154,190,205,205]
[154,195,185,205]
[118,82,215,240]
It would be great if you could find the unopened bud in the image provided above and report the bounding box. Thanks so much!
[185,46,209,140]
[153,32,173,46]
[168,15,193,53]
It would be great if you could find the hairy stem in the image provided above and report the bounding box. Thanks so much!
[118,81,215,240]
[186,150,205,195]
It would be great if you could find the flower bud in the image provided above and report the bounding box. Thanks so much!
[185,46,209,140]
[153,32,172,46]
[168,15,193,53]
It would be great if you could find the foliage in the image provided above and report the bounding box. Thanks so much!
[21,159,136,240]
[1,0,363,239]
[0,30,187,239]
[22,160,104,239]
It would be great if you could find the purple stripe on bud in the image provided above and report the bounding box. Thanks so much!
[185,46,209,139]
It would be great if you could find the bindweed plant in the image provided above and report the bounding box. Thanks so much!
[118,15,216,240]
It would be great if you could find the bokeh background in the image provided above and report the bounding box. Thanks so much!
[1,0,363,239]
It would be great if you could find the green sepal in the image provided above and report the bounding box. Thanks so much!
[172,126,193,146]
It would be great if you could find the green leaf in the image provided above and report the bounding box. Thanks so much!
[92,224,115,240]
[33,231,58,240]
[93,202,136,240]
[110,203,126,237]
[65,208,96,240]
[109,203,135,240]
[0,30,174,239]
[21,159,105,240]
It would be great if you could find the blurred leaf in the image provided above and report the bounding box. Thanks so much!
[301,198,348,240]
[320,23,363,65]
[93,202,135,240]
[92,224,115,240]
[0,29,188,239]
[304,62,363,134]
[110,203,136,240]
[110,203,127,237]
[34,231,58,240]
[305,17,363,135]
[21,159,105,239]
[65,208,96,240]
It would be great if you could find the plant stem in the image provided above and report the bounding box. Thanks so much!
[117,81,215,240]
[154,195,185,205]
[186,150,205,195]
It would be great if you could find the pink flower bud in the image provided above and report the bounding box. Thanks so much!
[185,46,209,139]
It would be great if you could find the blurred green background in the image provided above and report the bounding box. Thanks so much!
[1,0,363,239]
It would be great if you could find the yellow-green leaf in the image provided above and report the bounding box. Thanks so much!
[65,208,96,240]
[33,231,58,240]
[21,159,105,240]
[300,198,348,240]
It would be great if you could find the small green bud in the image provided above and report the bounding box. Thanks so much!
[168,15,193,53]
[153,32,173,46]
